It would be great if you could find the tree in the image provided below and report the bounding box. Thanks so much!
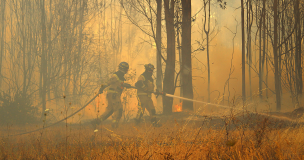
[0,0,5,90]
[40,0,48,117]
[163,0,175,114]
[181,0,193,110]
[241,0,246,103]
[273,0,281,111]
[294,0,302,97]
[156,0,163,110]
[203,0,211,103]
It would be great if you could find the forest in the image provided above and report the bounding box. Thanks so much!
[0,0,304,159]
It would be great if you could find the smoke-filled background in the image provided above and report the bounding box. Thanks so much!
[0,0,303,124]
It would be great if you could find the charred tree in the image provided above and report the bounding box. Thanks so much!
[181,0,193,110]
[273,0,281,111]
[156,0,163,108]
[241,0,246,103]
[0,0,5,90]
[163,0,175,114]
[203,0,211,103]
[247,0,252,100]
[40,0,48,117]
[294,0,302,97]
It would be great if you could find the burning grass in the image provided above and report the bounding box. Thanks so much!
[173,102,183,112]
[1,112,304,159]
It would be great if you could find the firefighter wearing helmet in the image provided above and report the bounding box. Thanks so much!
[98,62,132,128]
[134,63,161,127]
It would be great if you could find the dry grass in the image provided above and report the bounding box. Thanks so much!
[1,115,304,160]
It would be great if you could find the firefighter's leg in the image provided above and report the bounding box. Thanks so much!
[146,97,161,127]
[99,93,114,121]
[135,96,146,124]
[111,95,123,128]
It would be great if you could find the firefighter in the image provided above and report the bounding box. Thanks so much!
[98,62,132,128]
[134,63,161,127]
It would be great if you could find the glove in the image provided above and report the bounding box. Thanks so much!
[99,84,107,94]
[122,83,132,88]
[154,89,165,97]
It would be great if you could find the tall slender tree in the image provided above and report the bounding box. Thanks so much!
[0,0,6,90]
[241,0,246,103]
[40,0,48,117]
[181,0,193,110]
[294,0,302,97]
[203,0,211,103]
[163,0,175,114]
[273,0,281,111]
[247,0,252,100]
[156,0,163,109]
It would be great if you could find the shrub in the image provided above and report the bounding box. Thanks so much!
[0,91,38,125]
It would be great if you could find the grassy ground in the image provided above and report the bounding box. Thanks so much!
[1,111,304,160]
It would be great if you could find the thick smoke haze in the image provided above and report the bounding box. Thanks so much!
[0,0,302,123]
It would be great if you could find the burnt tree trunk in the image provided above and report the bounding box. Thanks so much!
[0,0,6,90]
[156,0,163,109]
[163,0,175,114]
[181,0,193,110]
[273,0,281,111]
[203,0,211,103]
[241,0,246,102]
[294,0,302,97]
[40,0,48,117]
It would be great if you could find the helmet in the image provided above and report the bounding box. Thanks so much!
[118,62,129,73]
[144,63,155,72]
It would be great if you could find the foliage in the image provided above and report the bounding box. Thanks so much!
[217,0,227,9]
[0,92,38,125]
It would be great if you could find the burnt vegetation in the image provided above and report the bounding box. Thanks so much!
[0,0,304,159]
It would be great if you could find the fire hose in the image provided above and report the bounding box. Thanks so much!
[9,86,297,136]
[160,93,297,122]
[9,94,99,136]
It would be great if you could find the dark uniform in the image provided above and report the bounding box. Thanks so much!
[99,62,131,128]
[134,64,161,127]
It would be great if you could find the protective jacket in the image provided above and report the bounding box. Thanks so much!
[134,71,161,127]
[99,71,126,127]
[107,71,126,95]
[136,72,154,96]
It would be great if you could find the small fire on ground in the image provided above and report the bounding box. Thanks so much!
[173,102,182,112]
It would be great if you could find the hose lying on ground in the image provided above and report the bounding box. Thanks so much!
[8,94,99,136]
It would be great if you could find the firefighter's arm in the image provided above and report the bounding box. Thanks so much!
[98,84,108,94]
[122,83,132,88]
[107,74,119,86]
[154,89,166,97]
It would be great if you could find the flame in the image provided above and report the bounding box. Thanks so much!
[174,102,182,112]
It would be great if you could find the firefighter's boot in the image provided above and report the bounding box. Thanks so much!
[134,118,141,125]
[111,120,119,129]
[151,117,162,127]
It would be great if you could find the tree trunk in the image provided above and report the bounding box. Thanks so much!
[0,0,6,90]
[182,0,193,110]
[176,1,182,102]
[241,0,246,103]
[258,0,263,100]
[248,0,252,101]
[203,0,211,103]
[40,0,48,117]
[266,14,269,98]
[47,0,52,100]
[295,0,302,97]
[260,0,266,100]
[163,0,175,114]
[273,0,281,111]
[156,0,163,110]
